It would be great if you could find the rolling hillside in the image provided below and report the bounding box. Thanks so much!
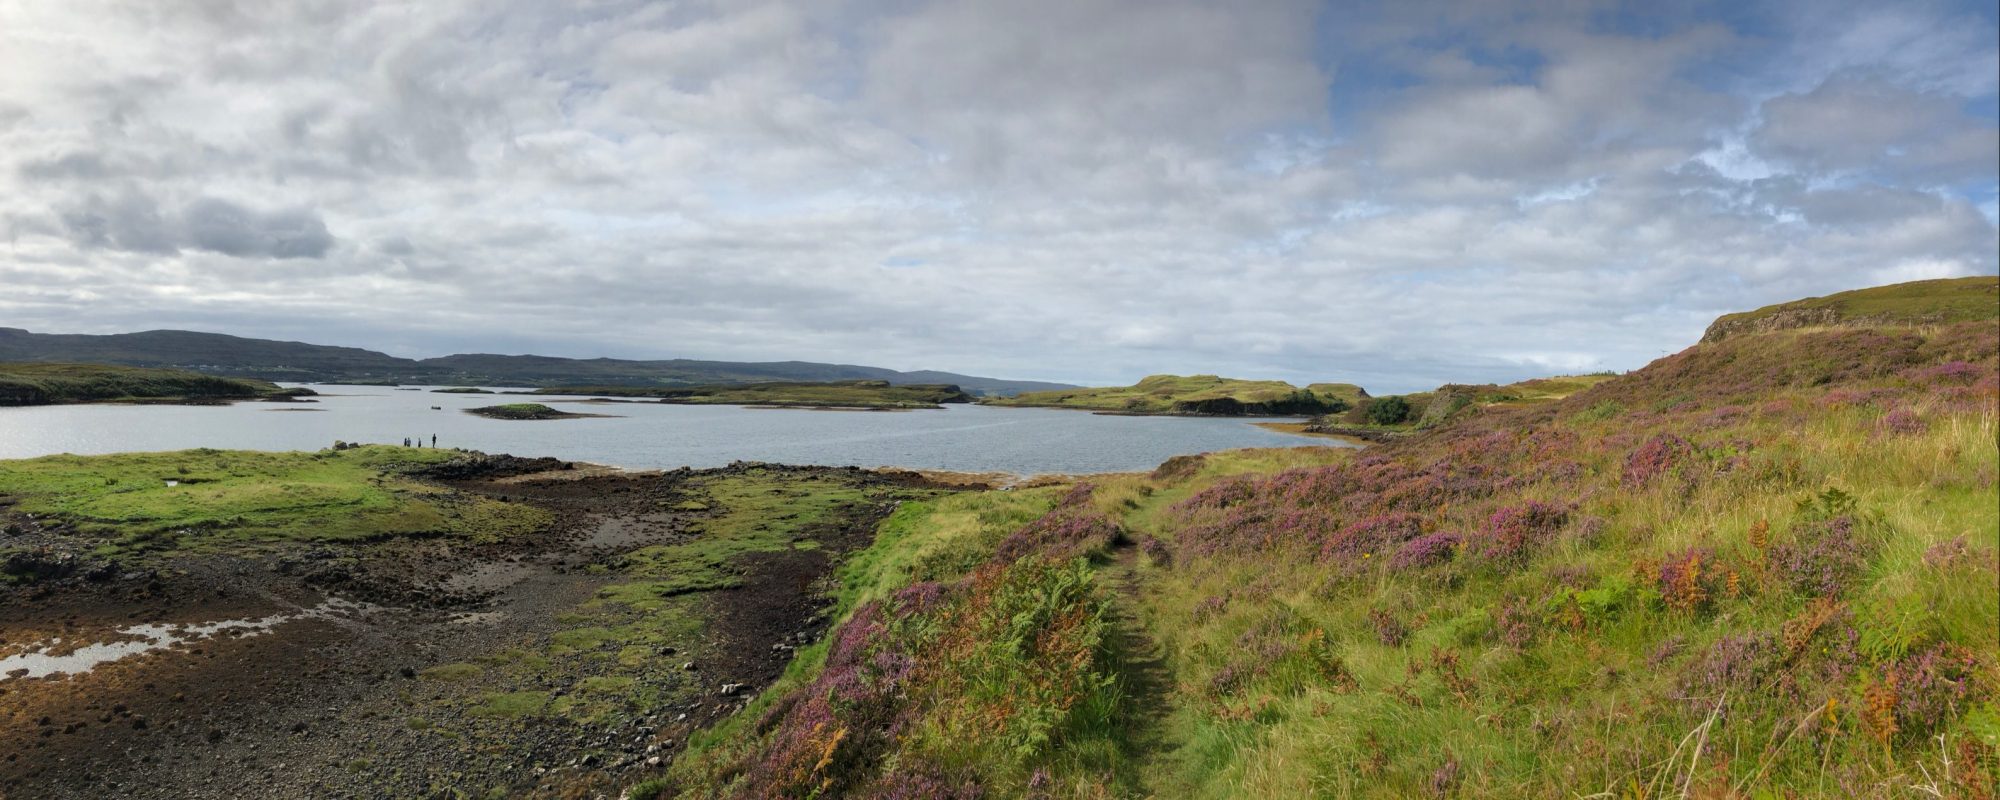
[656,279,2000,798]
[0,328,1073,396]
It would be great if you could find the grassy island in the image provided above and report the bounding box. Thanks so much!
[987,373,1366,415]
[534,380,972,409]
[465,402,604,420]
[0,362,309,406]
[432,387,495,394]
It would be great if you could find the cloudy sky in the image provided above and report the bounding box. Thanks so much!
[2,1,1995,391]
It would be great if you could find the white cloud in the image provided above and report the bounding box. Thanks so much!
[0,0,1994,393]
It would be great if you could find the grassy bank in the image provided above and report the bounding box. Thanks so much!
[0,362,300,406]
[1703,276,1997,342]
[989,374,1366,415]
[0,446,545,561]
[534,380,972,409]
[656,307,1999,796]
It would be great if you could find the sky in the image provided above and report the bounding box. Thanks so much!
[1,0,1995,392]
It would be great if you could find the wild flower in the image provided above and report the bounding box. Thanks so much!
[1138,534,1172,566]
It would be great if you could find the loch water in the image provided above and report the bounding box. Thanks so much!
[0,385,1354,474]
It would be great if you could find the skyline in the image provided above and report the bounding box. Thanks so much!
[3,1,1997,393]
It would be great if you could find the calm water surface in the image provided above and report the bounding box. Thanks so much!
[0,386,1353,474]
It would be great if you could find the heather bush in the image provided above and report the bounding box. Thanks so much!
[1684,631,1780,698]
[1321,512,1426,560]
[1770,515,1873,599]
[1621,433,1693,485]
[1885,643,1986,742]
[1474,501,1569,565]
[1390,531,1461,570]
[1877,406,1927,435]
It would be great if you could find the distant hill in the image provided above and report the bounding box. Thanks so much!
[0,362,294,406]
[0,328,1073,397]
[1701,276,1997,342]
[987,374,1367,415]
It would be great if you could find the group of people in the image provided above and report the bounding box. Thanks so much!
[403,435,437,448]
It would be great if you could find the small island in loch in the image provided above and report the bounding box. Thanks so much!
[465,402,608,420]
[534,379,973,409]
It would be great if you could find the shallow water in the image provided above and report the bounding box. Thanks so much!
[0,598,371,680]
[0,385,1354,474]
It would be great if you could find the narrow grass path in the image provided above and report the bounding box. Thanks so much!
[1104,544,1182,799]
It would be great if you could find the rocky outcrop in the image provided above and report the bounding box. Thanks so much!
[1700,307,1844,343]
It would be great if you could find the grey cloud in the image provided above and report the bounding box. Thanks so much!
[182,197,335,259]
[1752,75,2000,179]
[53,191,334,259]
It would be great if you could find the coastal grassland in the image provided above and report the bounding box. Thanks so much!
[656,314,1999,798]
[0,446,548,555]
[534,380,971,409]
[990,374,1365,415]
[1704,275,1998,342]
[0,361,294,406]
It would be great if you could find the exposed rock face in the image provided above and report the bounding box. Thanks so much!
[1699,307,1844,343]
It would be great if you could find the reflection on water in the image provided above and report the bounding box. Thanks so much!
[0,386,1355,474]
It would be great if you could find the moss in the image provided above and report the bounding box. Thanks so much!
[467,691,549,718]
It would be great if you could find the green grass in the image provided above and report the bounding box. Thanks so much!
[1704,276,1998,342]
[665,306,1999,797]
[600,469,927,606]
[467,690,549,718]
[0,361,290,406]
[0,446,549,553]
[535,380,971,409]
[990,374,1365,415]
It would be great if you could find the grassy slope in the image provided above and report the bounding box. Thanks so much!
[0,446,546,558]
[0,362,286,406]
[660,313,1999,797]
[1704,276,1998,342]
[991,374,1366,415]
[534,380,972,409]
